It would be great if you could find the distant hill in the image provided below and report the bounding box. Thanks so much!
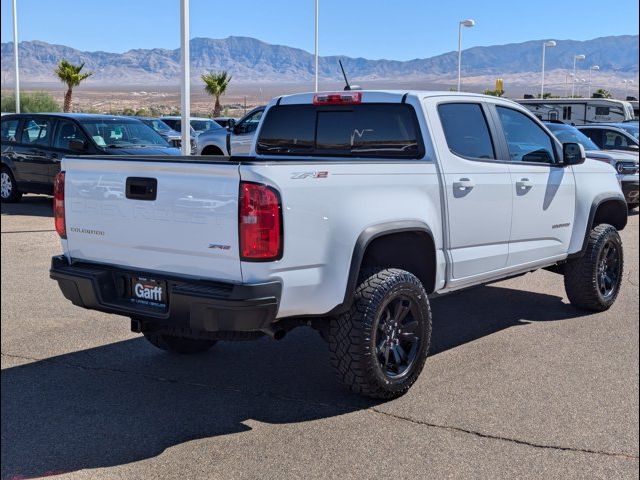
[1,35,638,85]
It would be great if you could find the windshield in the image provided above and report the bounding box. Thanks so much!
[191,119,221,133]
[545,123,599,151]
[143,119,173,133]
[79,119,169,147]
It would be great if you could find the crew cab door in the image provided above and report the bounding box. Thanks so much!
[230,108,263,155]
[491,105,576,266]
[433,102,513,280]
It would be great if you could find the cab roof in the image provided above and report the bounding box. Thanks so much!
[273,90,520,106]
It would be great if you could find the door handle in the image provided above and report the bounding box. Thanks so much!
[453,178,475,191]
[516,178,533,190]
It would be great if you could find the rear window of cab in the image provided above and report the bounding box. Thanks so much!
[256,104,424,159]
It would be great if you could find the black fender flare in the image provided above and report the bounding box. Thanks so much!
[327,220,436,316]
[568,193,627,260]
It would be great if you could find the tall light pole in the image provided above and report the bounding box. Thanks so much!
[457,19,475,92]
[180,0,190,156]
[540,40,556,98]
[564,73,574,98]
[12,0,20,113]
[587,65,599,98]
[314,0,319,92]
[571,54,585,97]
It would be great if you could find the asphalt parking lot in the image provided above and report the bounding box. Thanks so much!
[1,196,638,480]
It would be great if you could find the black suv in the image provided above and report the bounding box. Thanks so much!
[1,113,180,202]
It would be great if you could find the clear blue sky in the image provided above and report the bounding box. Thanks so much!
[1,0,638,60]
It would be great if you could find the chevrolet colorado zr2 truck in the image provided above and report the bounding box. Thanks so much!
[50,91,628,399]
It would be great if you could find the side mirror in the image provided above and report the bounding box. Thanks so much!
[68,139,87,152]
[562,142,586,166]
[628,144,639,151]
[234,124,246,135]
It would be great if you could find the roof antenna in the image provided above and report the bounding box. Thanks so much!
[339,59,361,91]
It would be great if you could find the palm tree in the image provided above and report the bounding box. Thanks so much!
[54,60,93,112]
[201,71,231,117]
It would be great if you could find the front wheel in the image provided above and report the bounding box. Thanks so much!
[144,331,216,354]
[328,268,431,399]
[564,224,624,311]
[1,167,22,203]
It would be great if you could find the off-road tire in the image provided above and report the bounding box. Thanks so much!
[328,268,431,399]
[144,331,216,354]
[1,166,22,203]
[564,224,624,311]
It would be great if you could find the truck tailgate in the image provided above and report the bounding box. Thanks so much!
[63,157,242,282]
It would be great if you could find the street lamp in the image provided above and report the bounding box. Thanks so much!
[564,72,575,98]
[314,0,319,92]
[578,78,586,98]
[571,54,585,97]
[540,40,556,98]
[12,0,20,113]
[179,0,190,156]
[457,19,475,92]
[587,65,599,98]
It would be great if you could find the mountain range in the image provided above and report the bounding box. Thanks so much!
[1,35,638,85]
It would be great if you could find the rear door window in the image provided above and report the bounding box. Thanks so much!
[256,104,424,158]
[20,117,54,146]
[438,103,495,160]
[580,128,603,148]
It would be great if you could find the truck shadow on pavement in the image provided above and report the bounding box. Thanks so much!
[1,195,52,218]
[2,285,584,479]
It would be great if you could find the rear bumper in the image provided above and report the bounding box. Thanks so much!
[50,255,281,333]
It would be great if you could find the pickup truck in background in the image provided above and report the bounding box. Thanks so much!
[197,106,265,156]
[50,91,628,399]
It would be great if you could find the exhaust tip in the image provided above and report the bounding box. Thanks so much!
[262,327,287,340]
[272,329,287,341]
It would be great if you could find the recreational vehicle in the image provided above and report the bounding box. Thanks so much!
[516,98,635,125]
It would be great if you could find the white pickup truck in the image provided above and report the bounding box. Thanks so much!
[51,91,628,399]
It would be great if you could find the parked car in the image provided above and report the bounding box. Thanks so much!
[197,106,265,155]
[135,116,197,154]
[51,91,628,399]
[1,113,180,202]
[545,122,638,208]
[160,116,222,136]
[576,123,639,154]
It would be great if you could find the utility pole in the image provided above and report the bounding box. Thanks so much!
[12,0,20,113]
[180,0,190,155]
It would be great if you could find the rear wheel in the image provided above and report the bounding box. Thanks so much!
[564,224,623,311]
[144,331,216,354]
[1,167,22,203]
[328,268,431,399]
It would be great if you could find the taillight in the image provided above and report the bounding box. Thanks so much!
[239,181,282,261]
[313,92,362,105]
[53,171,66,238]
